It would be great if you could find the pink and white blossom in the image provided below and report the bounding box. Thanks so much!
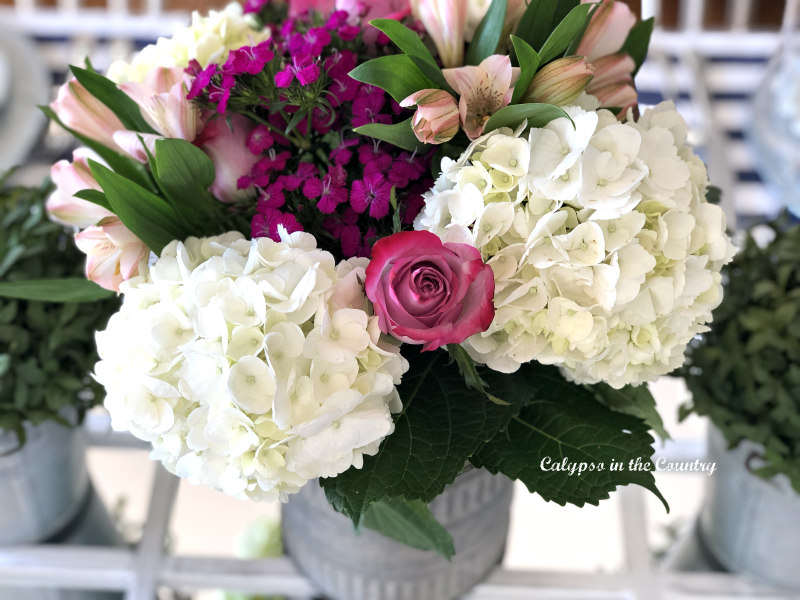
[443,54,520,139]
[74,217,148,292]
[410,0,468,68]
[400,89,460,144]
[50,78,126,150]
[46,149,114,229]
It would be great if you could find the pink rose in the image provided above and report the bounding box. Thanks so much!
[365,230,495,351]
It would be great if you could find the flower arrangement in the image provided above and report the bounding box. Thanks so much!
[36,0,735,553]
[679,215,800,493]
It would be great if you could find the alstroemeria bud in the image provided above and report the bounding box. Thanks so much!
[410,0,468,68]
[588,53,635,90]
[591,81,638,115]
[523,57,594,105]
[50,78,126,150]
[400,89,460,144]
[576,0,636,62]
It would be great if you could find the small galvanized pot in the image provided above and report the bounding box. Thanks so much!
[0,417,89,545]
[699,425,800,589]
[282,467,513,600]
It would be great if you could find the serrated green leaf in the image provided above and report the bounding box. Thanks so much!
[369,19,451,91]
[89,160,184,254]
[465,0,507,66]
[350,56,437,103]
[484,102,571,133]
[620,17,655,76]
[538,3,593,63]
[472,365,668,512]
[590,382,669,442]
[354,118,427,152]
[510,36,542,104]
[69,66,158,134]
[361,497,455,559]
[0,279,114,302]
[322,348,532,525]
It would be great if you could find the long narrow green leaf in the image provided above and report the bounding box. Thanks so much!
[464,0,507,65]
[89,160,184,254]
[73,189,112,212]
[350,56,437,103]
[354,118,428,152]
[70,66,158,134]
[484,103,571,133]
[621,17,655,76]
[40,105,155,192]
[369,19,452,91]
[510,36,542,104]
[516,0,558,49]
[152,138,218,231]
[538,3,594,63]
[0,279,115,302]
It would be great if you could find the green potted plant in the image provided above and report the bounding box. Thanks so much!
[0,171,118,547]
[679,214,800,589]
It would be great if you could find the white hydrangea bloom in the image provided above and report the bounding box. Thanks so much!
[414,102,735,388]
[96,231,407,501]
[107,3,270,83]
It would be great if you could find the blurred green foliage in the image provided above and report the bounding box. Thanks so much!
[0,171,119,446]
[679,214,800,492]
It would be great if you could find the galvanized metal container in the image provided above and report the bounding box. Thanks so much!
[699,425,800,589]
[282,467,514,600]
[0,418,89,546]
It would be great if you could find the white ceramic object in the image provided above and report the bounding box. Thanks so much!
[699,425,800,589]
[282,467,514,600]
[0,419,89,546]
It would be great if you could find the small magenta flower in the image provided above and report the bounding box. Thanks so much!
[275,55,321,87]
[289,27,332,58]
[350,172,393,218]
[186,61,217,100]
[251,208,303,241]
[303,165,348,213]
[522,56,595,105]
[223,41,275,76]
[246,125,275,154]
[400,89,459,144]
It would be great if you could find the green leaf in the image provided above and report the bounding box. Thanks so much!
[484,102,571,132]
[73,189,112,212]
[471,364,668,511]
[89,160,185,254]
[40,105,154,191]
[369,19,451,91]
[322,349,531,525]
[516,0,558,50]
[590,382,670,442]
[354,118,426,153]
[350,56,437,103]
[361,497,455,559]
[465,0,507,66]
[538,3,594,63]
[0,279,115,302]
[510,36,542,104]
[620,17,655,76]
[152,138,217,230]
[69,66,158,134]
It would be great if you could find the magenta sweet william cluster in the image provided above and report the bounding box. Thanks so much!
[185,5,434,260]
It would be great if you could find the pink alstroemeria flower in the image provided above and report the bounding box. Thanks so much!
[288,0,335,18]
[50,78,126,151]
[197,115,261,203]
[576,0,636,62]
[74,217,148,292]
[121,67,201,141]
[46,149,114,229]
[443,54,520,139]
[400,89,459,144]
[411,0,468,68]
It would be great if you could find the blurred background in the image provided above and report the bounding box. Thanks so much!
[0,0,798,598]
